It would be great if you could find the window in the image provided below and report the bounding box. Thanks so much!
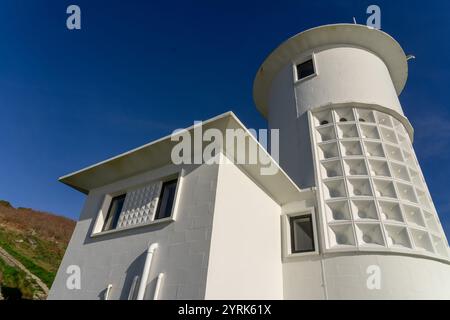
[290,214,315,253]
[282,209,318,258]
[155,179,178,220]
[102,194,126,231]
[296,59,315,81]
[94,176,181,236]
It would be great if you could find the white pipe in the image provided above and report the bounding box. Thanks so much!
[128,275,140,300]
[136,243,158,300]
[104,284,112,300]
[153,273,164,300]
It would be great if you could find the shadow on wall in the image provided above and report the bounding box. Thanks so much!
[92,251,148,300]
[119,250,147,300]
[121,250,160,300]
[93,248,160,300]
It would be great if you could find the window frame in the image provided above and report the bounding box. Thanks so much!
[154,178,179,221]
[289,214,315,254]
[91,170,184,237]
[293,53,318,84]
[102,193,126,232]
[282,207,319,259]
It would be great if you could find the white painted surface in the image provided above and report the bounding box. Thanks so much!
[153,273,164,300]
[258,24,450,300]
[136,243,158,300]
[283,256,326,299]
[267,63,316,189]
[205,155,284,299]
[49,163,219,300]
[253,24,408,116]
[51,23,450,300]
[283,253,450,299]
[294,46,403,116]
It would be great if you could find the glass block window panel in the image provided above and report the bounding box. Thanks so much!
[117,181,162,228]
[310,107,448,258]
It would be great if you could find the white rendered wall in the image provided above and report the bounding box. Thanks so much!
[283,253,450,299]
[267,40,450,300]
[48,162,219,300]
[294,46,403,117]
[205,155,284,299]
[267,63,316,189]
[266,46,406,190]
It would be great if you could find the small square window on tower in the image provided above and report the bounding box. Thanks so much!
[290,214,315,253]
[296,59,315,81]
[282,208,318,258]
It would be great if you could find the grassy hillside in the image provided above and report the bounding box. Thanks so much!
[0,200,75,299]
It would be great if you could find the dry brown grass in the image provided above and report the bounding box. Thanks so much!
[0,201,76,298]
[0,203,75,243]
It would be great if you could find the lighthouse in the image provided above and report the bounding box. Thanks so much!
[253,24,450,298]
[50,23,450,300]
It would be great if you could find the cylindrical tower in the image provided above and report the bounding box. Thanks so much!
[254,24,450,299]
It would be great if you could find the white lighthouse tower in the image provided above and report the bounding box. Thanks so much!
[253,24,450,298]
[50,23,450,300]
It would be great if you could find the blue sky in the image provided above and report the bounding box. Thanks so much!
[0,0,450,236]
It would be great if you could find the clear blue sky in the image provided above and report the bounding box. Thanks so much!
[1,0,449,236]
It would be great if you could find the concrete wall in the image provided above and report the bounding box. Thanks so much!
[267,42,450,301]
[294,46,403,117]
[283,252,450,299]
[204,156,284,299]
[267,63,316,189]
[48,162,219,300]
[266,45,406,191]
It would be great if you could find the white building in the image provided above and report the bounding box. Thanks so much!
[49,24,450,300]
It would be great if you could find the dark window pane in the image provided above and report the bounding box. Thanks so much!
[296,59,315,80]
[290,215,315,253]
[155,179,178,220]
[103,194,126,231]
